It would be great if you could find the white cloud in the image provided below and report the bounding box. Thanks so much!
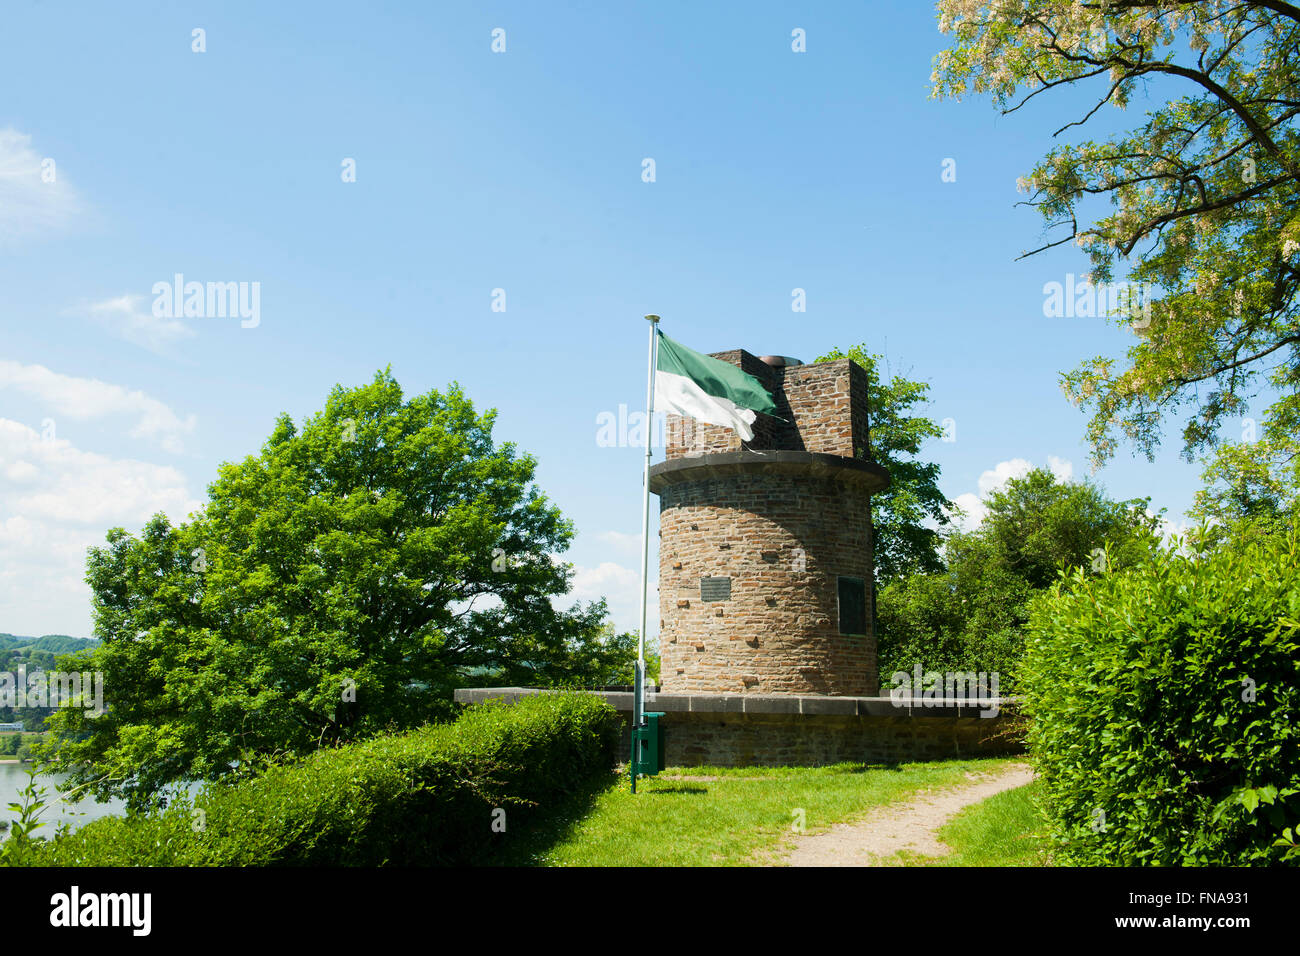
[80,294,196,356]
[949,456,1077,532]
[977,458,1034,497]
[0,418,202,636]
[572,561,639,600]
[1046,455,1074,483]
[570,559,658,639]
[0,128,79,243]
[0,360,197,453]
[950,492,986,531]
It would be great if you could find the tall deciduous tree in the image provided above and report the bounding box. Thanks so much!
[933,2,1300,465]
[44,371,620,809]
[877,468,1162,690]
[1188,433,1300,547]
[814,345,955,586]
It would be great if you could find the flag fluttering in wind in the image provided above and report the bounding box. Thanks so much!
[630,319,779,793]
[654,330,777,441]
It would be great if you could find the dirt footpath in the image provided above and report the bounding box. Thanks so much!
[777,763,1034,866]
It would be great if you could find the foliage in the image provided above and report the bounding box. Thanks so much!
[1189,434,1300,550]
[877,468,1161,691]
[474,623,654,688]
[0,635,98,655]
[933,2,1300,464]
[43,370,626,810]
[14,737,39,762]
[18,692,620,867]
[0,769,54,867]
[0,639,100,731]
[877,556,1031,690]
[974,468,1163,588]
[1023,534,1300,865]
[813,345,955,585]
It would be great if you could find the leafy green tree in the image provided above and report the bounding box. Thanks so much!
[477,623,656,687]
[975,468,1163,587]
[933,2,1300,464]
[44,371,625,810]
[877,468,1161,690]
[814,345,954,585]
[875,557,1031,686]
[1189,434,1300,549]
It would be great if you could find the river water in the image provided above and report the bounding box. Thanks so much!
[0,761,127,838]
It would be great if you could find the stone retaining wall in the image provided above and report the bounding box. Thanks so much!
[454,688,1025,767]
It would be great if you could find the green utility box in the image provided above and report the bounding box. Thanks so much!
[632,712,666,777]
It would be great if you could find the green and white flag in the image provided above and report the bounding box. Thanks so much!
[654,331,777,441]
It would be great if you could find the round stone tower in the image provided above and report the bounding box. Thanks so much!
[650,350,889,697]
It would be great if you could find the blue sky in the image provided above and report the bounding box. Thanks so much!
[1,2,1228,637]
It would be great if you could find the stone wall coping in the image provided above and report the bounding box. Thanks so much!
[648,450,890,494]
[453,686,1016,718]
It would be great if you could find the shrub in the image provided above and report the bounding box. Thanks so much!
[17,692,619,866]
[1023,535,1300,865]
[876,568,1032,692]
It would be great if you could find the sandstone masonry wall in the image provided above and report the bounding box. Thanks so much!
[658,472,876,695]
[615,711,1023,767]
[656,350,881,697]
[452,688,1026,769]
[664,357,868,459]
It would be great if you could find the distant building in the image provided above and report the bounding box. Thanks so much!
[0,722,24,732]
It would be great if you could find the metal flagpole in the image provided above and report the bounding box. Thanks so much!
[633,314,660,792]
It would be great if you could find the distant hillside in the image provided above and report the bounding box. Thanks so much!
[0,634,101,655]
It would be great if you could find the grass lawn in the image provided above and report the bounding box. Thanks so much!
[917,779,1054,867]
[493,756,1029,867]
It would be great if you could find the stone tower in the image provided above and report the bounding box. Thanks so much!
[650,350,889,697]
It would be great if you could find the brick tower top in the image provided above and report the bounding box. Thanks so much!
[663,351,874,461]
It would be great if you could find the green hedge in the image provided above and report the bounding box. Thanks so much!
[1023,535,1300,865]
[20,692,620,866]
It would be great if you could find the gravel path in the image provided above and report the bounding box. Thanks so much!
[777,763,1034,867]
